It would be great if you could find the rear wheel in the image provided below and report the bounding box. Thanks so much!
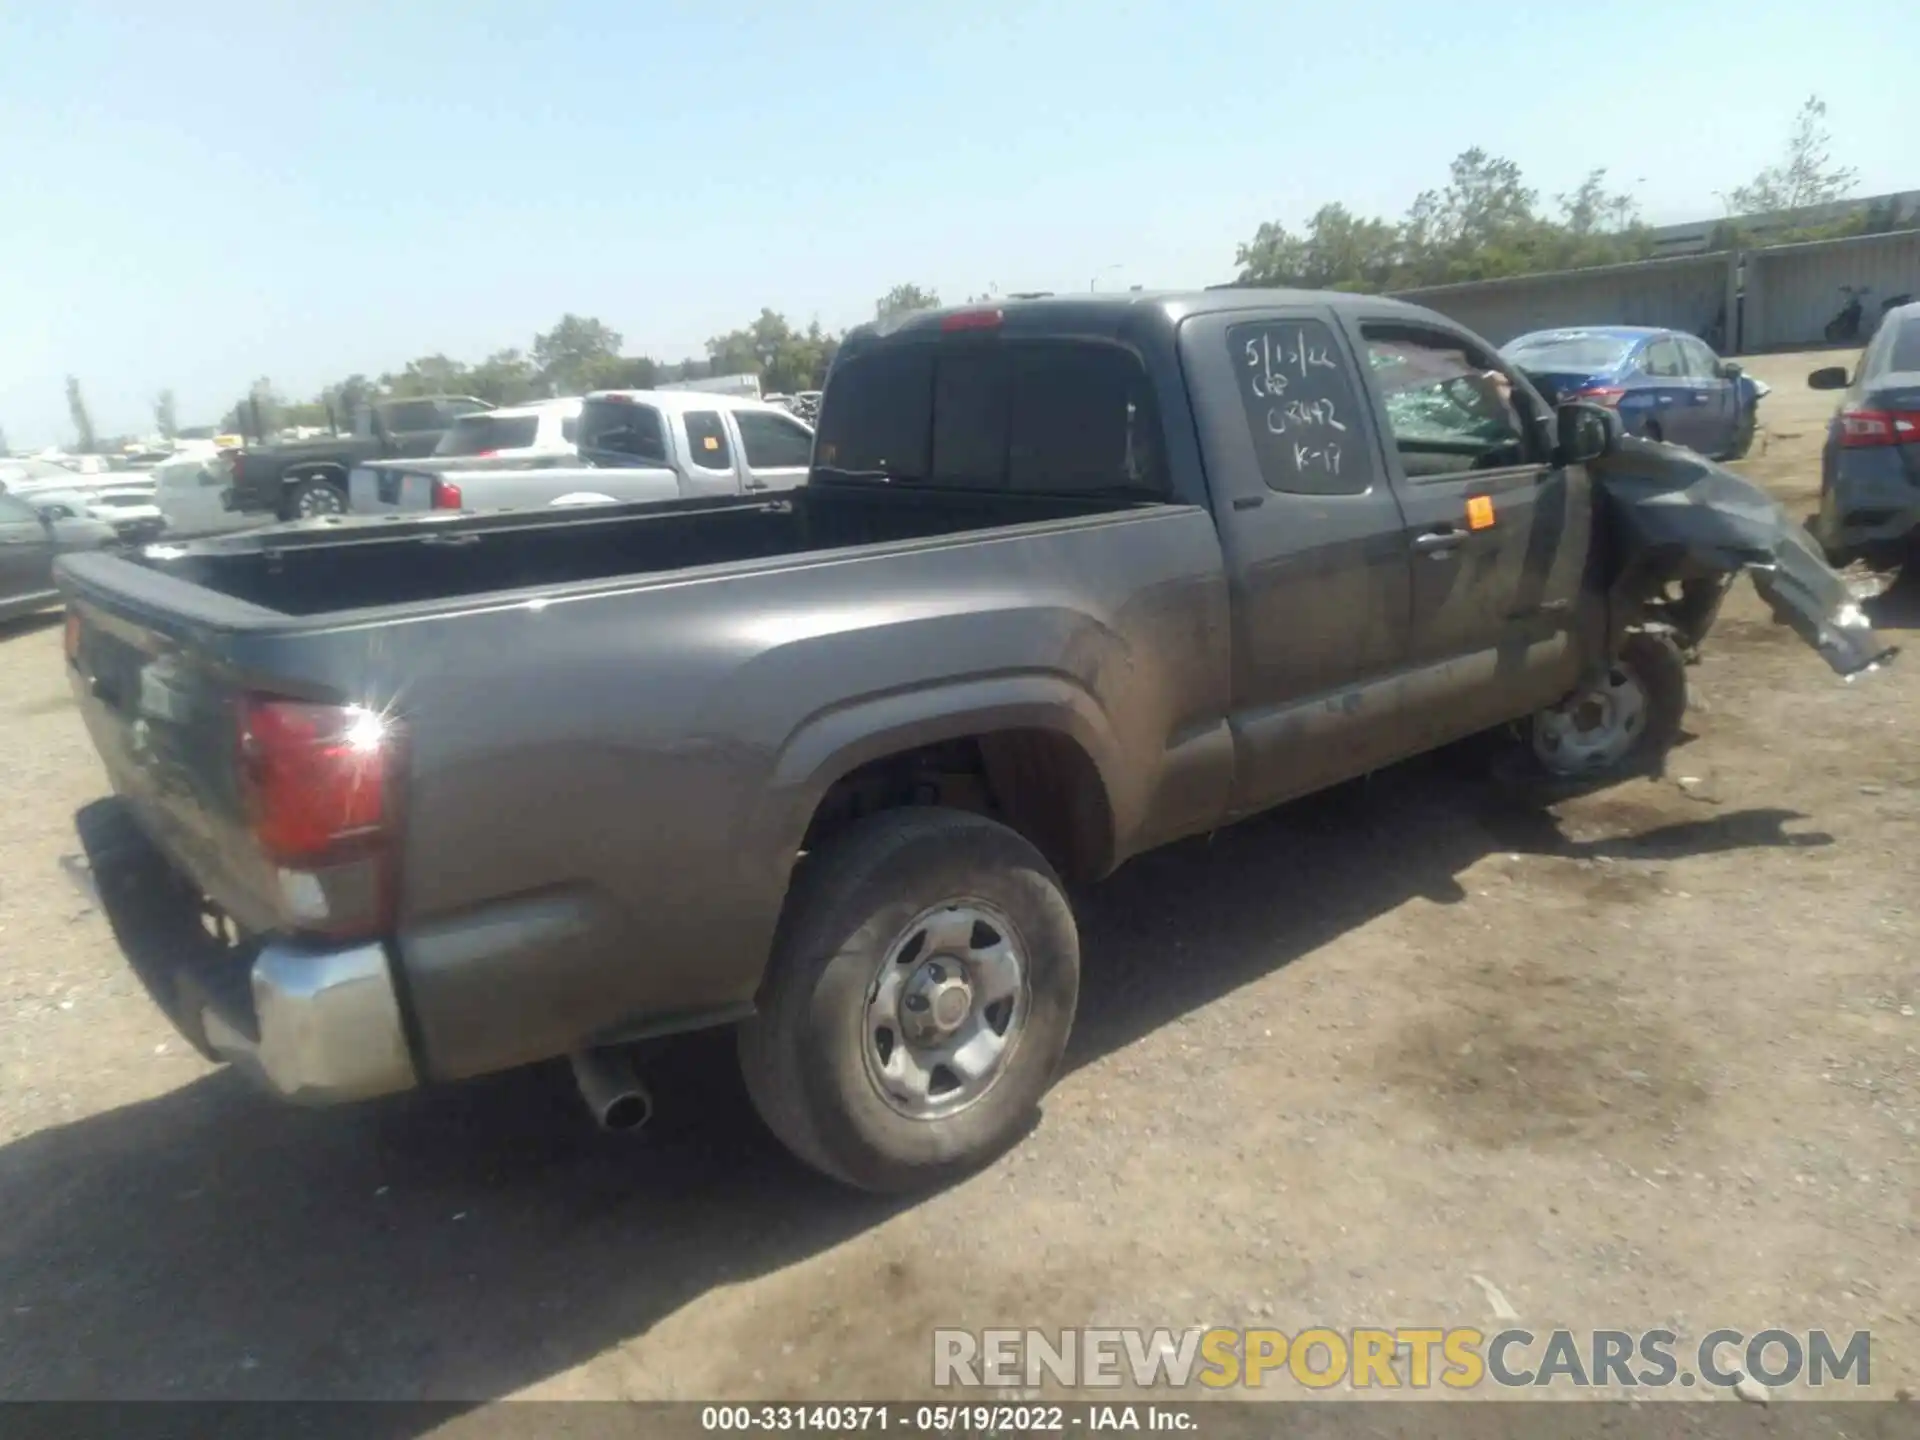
[1527,631,1687,779]
[285,474,347,520]
[739,808,1079,1193]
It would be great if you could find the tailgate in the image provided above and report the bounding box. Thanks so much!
[349,463,436,514]
[62,568,288,934]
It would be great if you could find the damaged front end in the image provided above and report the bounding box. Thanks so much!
[1592,435,1898,680]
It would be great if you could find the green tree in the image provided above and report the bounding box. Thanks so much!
[532,314,624,395]
[322,374,378,429]
[1235,203,1402,290]
[467,348,541,405]
[153,389,179,440]
[1723,96,1858,216]
[706,310,837,393]
[381,354,473,399]
[65,376,97,453]
[875,283,940,321]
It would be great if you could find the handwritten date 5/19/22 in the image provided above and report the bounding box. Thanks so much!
[1243,327,1347,475]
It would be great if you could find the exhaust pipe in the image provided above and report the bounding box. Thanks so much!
[569,1048,653,1133]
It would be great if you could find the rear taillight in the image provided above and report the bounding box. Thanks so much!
[1568,387,1626,408]
[430,478,463,510]
[64,611,81,664]
[239,697,391,862]
[238,696,400,935]
[1839,409,1920,448]
[941,308,1004,332]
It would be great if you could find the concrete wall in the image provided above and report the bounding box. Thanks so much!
[1742,230,1920,350]
[1393,253,1738,349]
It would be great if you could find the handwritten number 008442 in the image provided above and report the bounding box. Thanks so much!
[1244,328,1345,474]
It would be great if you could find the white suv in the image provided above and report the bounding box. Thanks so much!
[430,397,583,469]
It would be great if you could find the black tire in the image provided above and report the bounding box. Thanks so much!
[1722,419,1756,460]
[74,799,223,1059]
[284,474,347,520]
[1526,630,1688,781]
[1639,419,1664,444]
[739,807,1080,1193]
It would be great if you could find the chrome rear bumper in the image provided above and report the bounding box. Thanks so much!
[200,939,417,1105]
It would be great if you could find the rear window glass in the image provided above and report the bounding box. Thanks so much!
[1502,332,1636,373]
[435,415,540,456]
[684,411,734,470]
[815,340,1167,495]
[577,399,668,463]
[381,400,449,432]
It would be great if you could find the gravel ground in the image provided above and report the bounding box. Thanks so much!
[0,350,1915,1406]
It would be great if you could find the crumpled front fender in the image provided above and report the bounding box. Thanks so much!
[1592,436,1897,679]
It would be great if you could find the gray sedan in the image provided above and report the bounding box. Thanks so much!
[0,489,118,623]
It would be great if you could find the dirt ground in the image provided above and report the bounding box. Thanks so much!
[1,350,1915,1408]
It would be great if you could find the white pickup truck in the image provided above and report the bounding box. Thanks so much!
[348,389,815,515]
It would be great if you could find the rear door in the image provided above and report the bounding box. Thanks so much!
[729,407,815,492]
[1342,314,1592,743]
[1176,305,1418,810]
[1678,335,1735,454]
[0,492,55,601]
[1636,336,1692,446]
[678,409,745,497]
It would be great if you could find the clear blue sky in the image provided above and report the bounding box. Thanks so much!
[0,0,1907,446]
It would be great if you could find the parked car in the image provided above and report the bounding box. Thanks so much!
[424,397,584,471]
[350,395,815,516]
[219,394,494,521]
[2,458,166,545]
[1501,326,1761,460]
[150,453,260,539]
[1808,299,1920,568]
[59,290,1886,1193]
[0,489,116,621]
[576,389,814,492]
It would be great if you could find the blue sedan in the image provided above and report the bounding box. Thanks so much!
[1501,326,1762,460]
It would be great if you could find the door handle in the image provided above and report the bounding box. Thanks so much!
[1412,527,1464,556]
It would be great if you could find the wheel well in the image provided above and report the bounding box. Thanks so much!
[801,730,1114,885]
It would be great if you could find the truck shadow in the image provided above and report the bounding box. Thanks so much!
[0,761,1829,1408]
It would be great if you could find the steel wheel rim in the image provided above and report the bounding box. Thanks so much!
[297,484,344,517]
[1532,658,1649,775]
[862,898,1031,1121]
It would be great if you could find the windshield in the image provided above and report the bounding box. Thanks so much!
[1502,332,1637,373]
[435,414,542,456]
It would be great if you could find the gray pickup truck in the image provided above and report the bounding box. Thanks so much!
[59,290,1890,1193]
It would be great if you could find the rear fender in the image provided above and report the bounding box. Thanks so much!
[758,673,1126,881]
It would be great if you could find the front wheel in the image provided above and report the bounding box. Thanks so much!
[1527,631,1688,780]
[739,808,1080,1193]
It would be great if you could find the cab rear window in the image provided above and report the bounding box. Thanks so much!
[815,340,1167,496]
[436,415,539,456]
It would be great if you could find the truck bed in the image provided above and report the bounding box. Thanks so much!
[125,481,1154,620]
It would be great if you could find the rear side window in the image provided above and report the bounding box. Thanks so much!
[684,411,733,471]
[1888,319,1920,374]
[577,399,668,463]
[1227,319,1371,495]
[1640,339,1684,378]
[733,409,814,469]
[814,340,1167,495]
[435,415,539,456]
[382,400,446,432]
